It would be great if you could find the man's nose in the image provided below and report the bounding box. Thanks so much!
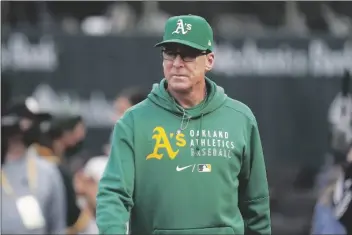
[172,55,184,67]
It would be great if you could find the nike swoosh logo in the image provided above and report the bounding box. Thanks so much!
[176,165,193,171]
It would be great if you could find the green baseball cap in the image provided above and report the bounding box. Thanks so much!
[155,15,214,52]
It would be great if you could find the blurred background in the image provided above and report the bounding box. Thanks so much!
[1,1,352,234]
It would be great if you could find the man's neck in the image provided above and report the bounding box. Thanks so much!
[169,81,207,109]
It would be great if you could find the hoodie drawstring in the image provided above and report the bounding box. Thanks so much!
[177,109,204,153]
[177,108,191,135]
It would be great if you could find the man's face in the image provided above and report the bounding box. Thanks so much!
[162,43,215,93]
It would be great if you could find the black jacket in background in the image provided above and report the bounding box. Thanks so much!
[57,164,81,227]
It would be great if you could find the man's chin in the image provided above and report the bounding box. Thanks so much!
[168,82,192,94]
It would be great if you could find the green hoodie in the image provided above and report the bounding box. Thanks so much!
[96,77,271,235]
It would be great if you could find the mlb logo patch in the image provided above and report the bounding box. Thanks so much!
[198,164,211,172]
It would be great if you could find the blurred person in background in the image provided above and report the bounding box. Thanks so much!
[63,116,87,159]
[112,87,149,122]
[313,144,352,235]
[311,162,346,234]
[26,112,53,154]
[97,15,271,235]
[332,146,352,235]
[311,70,352,235]
[103,87,148,155]
[328,70,352,164]
[34,115,91,234]
[74,156,108,234]
[314,70,352,192]
[1,105,66,234]
[33,115,87,160]
[34,115,87,168]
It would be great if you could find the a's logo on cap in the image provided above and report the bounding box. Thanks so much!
[172,19,192,35]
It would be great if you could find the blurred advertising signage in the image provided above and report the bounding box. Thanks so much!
[1,32,58,72]
[213,38,352,77]
[31,84,115,128]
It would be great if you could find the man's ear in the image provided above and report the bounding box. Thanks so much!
[205,53,215,72]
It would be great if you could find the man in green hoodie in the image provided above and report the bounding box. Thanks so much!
[96,15,271,235]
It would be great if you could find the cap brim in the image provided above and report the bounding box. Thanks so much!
[154,39,207,51]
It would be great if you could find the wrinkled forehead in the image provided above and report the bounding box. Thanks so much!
[162,43,203,53]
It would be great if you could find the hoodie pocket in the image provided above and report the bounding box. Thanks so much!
[153,226,235,234]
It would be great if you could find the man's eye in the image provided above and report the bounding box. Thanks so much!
[165,51,176,55]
